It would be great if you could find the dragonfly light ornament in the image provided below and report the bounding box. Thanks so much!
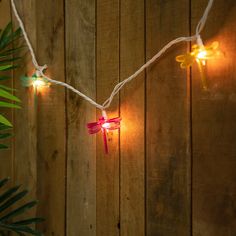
[176,37,221,90]
[21,70,50,92]
[21,70,50,105]
[87,111,121,154]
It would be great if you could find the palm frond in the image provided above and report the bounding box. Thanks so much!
[0,23,22,51]
[0,22,23,149]
[0,76,10,81]
[0,179,44,236]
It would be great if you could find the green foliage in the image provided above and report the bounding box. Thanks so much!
[0,178,44,236]
[0,24,44,235]
[0,22,22,149]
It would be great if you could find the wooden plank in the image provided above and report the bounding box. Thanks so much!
[191,0,236,235]
[0,0,13,179]
[119,0,145,235]
[65,0,96,235]
[12,0,37,220]
[35,0,66,235]
[146,0,191,235]
[96,0,120,235]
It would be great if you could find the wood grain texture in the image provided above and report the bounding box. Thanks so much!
[120,0,145,235]
[3,0,236,235]
[35,0,66,235]
[0,0,13,179]
[96,0,120,235]
[66,0,96,235]
[12,0,37,220]
[191,0,236,235]
[146,0,191,235]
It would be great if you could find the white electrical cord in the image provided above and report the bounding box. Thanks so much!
[10,0,214,112]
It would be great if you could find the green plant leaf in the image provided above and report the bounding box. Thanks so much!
[0,46,24,57]
[0,22,41,235]
[0,124,12,131]
[0,23,12,49]
[0,178,43,235]
[0,190,28,213]
[0,115,12,127]
[0,131,12,150]
[0,65,13,71]
[0,57,21,65]
[0,224,42,236]
[0,185,21,205]
[0,76,10,81]
[13,218,45,226]
[0,88,20,102]
[0,28,22,50]
[0,101,21,109]
[1,65,18,71]
[0,133,11,140]
[0,23,22,50]
[0,201,37,222]
[0,23,23,160]
[0,144,8,150]
[0,28,22,51]
[0,179,9,188]
[0,85,16,91]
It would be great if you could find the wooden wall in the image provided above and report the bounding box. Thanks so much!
[0,0,236,235]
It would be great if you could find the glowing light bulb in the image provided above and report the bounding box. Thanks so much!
[193,41,220,62]
[101,110,111,130]
[176,41,221,90]
[21,70,50,92]
[197,50,207,60]
[176,41,221,68]
[33,78,47,88]
[102,122,111,129]
[196,49,207,65]
[87,113,121,154]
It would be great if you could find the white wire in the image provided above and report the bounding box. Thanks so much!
[10,0,44,71]
[196,0,214,36]
[10,0,214,111]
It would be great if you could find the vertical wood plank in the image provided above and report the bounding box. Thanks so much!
[66,0,96,235]
[96,0,120,235]
[120,0,145,235]
[0,0,13,179]
[13,0,37,219]
[191,0,236,235]
[35,0,66,235]
[146,0,191,235]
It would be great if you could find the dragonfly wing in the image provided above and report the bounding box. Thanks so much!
[106,117,122,130]
[87,121,101,134]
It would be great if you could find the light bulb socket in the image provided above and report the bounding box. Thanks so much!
[102,110,108,119]
[35,70,41,77]
[196,35,204,47]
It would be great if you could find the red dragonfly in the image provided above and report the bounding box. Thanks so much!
[87,116,121,154]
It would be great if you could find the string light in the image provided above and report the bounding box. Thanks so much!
[21,71,50,95]
[10,0,217,152]
[87,111,121,154]
[11,0,215,109]
[176,38,221,89]
[195,41,221,62]
[20,71,50,107]
[32,76,49,90]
